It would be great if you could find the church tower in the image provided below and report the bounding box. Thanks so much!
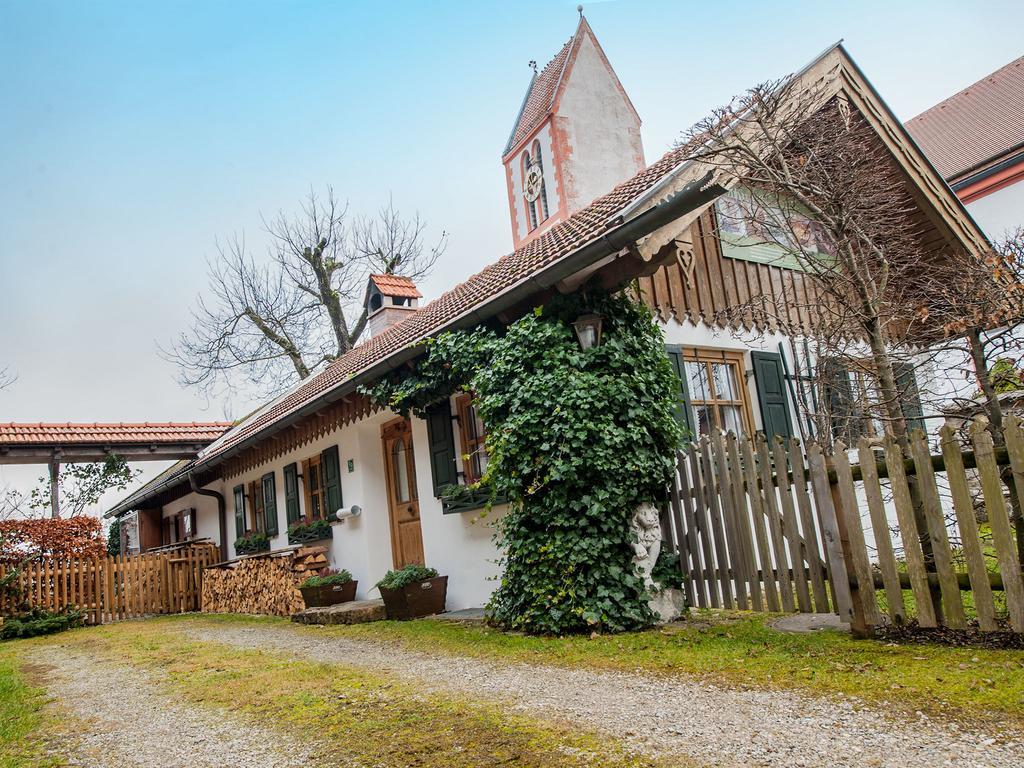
[502,13,645,249]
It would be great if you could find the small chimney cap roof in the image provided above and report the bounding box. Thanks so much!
[367,273,422,299]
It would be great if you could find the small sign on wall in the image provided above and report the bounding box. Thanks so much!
[347,459,355,473]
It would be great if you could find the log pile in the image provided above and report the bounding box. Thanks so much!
[201,546,329,617]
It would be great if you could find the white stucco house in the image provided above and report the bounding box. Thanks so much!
[106,19,988,612]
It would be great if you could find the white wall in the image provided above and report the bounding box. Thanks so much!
[160,486,221,547]
[965,179,1024,240]
[219,404,506,609]
[556,32,644,213]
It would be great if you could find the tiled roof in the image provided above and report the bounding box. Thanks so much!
[201,140,698,464]
[369,273,422,299]
[0,422,232,446]
[503,34,575,156]
[107,459,193,517]
[906,55,1024,181]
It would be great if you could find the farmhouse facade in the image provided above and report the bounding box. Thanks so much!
[106,19,988,611]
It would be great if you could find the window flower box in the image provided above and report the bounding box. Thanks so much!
[287,518,333,545]
[440,483,506,514]
[234,532,270,556]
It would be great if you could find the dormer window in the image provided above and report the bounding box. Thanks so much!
[522,141,550,231]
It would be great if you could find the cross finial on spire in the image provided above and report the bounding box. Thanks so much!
[529,60,537,74]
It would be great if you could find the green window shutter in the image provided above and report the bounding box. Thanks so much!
[751,351,793,440]
[425,399,458,496]
[665,347,695,439]
[283,463,300,525]
[821,359,861,443]
[321,445,342,516]
[232,484,246,537]
[894,363,925,433]
[262,472,278,536]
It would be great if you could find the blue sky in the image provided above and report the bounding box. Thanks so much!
[1,0,1022,494]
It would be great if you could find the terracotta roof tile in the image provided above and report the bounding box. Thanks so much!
[0,422,232,446]
[503,35,574,156]
[906,55,1024,181]
[369,274,422,299]
[202,141,694,463]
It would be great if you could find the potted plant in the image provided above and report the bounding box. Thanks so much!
[287,517,333,545]
[298,568,357,607]
[375,565,447,620]
[234,531,271,556]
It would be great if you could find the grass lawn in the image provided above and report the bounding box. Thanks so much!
[3,620,673,768]
[230,609,1024,724]
[0,646,63,768]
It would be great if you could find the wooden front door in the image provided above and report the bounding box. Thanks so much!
[381,417,425,568]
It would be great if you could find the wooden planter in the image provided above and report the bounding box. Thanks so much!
[299,580,357,608]
[378,575,448,620]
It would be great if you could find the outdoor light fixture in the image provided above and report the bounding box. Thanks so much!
[572,313,604,350]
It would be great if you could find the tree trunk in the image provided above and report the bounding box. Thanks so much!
[865,318,943,618]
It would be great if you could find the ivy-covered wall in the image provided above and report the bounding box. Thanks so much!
[364,289,683,634]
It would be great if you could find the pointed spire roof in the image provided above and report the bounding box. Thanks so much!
[502,20,582,157]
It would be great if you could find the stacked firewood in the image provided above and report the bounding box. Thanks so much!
[201,546,329,616]
[291,546,329,576]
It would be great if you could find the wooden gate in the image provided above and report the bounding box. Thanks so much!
[0,542,218,624]
[665,430,836,614]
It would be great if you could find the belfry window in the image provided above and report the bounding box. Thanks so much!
[522,141,550,231]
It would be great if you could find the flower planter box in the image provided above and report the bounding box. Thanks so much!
[441,486,508,514]
[378,575,448,620]
[299,580,357,608]
[287,524,333,546]
[234,537,271,556]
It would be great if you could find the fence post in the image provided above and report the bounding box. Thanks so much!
[806,441,857,630]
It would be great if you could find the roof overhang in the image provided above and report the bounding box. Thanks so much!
[0,443,215,466]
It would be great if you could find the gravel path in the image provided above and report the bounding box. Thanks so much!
[26,646,322,768]
[187,620,1024,768]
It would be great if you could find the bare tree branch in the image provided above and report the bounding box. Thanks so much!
[163,188,446,399]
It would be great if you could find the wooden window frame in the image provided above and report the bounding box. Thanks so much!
[455,393,488,484]
[301,454,326,523]
[681,349,755,438]
[248,479,265,534]
[232,484,246,537]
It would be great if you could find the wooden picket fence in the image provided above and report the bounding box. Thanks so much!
[665,416,1024,636]
[829,418,1024,635]
[0,542,218,624]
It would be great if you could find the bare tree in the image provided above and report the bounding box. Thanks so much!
[165,189,446,399]
[0,367,14,391]
[678,83,949,449]
[917,229,1024,436]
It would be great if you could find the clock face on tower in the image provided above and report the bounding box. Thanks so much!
[523,162,544,203]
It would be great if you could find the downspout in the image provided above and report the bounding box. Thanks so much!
[189,472,227,561]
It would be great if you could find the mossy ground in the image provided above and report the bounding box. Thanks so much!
[2,619,673,768]
[196,609,1024,724]
[0,646,64,768]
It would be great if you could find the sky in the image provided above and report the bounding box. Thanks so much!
[1,0,1023,507]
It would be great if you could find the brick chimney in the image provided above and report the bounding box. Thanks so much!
[364,274,421,338]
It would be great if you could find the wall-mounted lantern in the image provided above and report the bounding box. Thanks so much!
[572,313,604,351]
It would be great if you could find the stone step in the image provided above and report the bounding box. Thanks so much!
[291,599,386,625]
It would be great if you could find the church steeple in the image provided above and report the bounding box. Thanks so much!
[501,14,644,249]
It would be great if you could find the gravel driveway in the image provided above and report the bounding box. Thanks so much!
[26,647,322,768]
[186,620,1023,768]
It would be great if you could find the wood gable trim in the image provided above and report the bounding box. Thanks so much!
[222,394,379,479]
[829,46,990,256]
